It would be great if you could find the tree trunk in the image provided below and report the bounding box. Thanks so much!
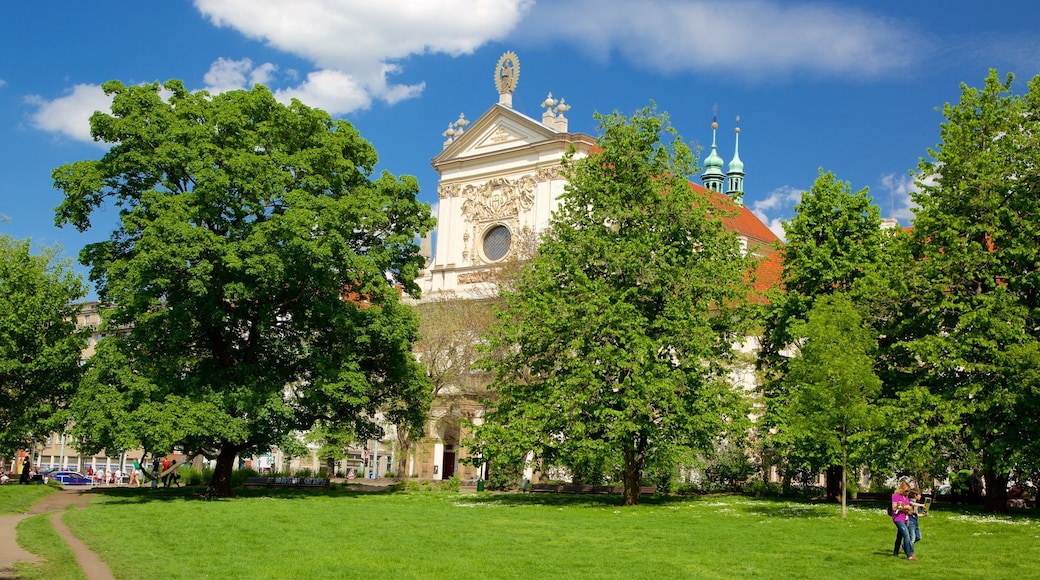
[840,442,848,519]
[395,428,413,477]
[622,438,646,506]
[982,468,1009,514]
[206,444,241,498]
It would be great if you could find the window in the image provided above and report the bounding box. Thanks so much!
[482,225,511,261]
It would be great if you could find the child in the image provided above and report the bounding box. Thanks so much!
[907,489,926,544]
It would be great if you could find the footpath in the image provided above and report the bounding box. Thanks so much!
[0,487,113,580]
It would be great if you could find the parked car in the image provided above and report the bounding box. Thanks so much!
[52,471,92,486]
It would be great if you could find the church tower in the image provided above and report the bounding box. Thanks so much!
[700,118,725,193]
[725,118,745,206]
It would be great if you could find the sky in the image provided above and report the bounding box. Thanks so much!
[2,0,1039,294]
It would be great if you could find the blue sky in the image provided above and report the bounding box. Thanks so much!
[2,1,1039,292]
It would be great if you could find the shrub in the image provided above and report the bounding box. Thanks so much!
[230,468,260,487]
[182,467,213,486]
[702,443,756,491]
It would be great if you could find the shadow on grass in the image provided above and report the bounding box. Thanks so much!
[84,486,1040,522]
[84,483,409,506]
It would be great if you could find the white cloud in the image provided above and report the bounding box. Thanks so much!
[272,69,374,115]
[522,0,921,79]
[203,57,279,93]
[194,0,532,102]
[0,79,7,88]
[751,185,803,241]
[25,84,113,144]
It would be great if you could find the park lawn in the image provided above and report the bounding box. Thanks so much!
[61,488,1039,579]
[15,512,85,580]
[0,483,55,515]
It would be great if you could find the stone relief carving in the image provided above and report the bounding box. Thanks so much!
[458,269,498,285]
[460,175,537,222]
[437,183,461,199]
[536,166,562,182]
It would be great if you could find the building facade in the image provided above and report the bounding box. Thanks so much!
[407,53,782,484]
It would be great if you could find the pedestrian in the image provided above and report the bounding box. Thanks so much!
[19,457,30,484]
[161,458,171,487]
[151,458,160,489]
[129,466,140,487]
[891,481,916,561]
[907,489,926,544]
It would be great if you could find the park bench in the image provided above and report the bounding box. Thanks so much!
[528,483,656,495]
[243,477,330,489]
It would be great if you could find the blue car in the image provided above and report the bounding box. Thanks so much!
[52,471,92,486]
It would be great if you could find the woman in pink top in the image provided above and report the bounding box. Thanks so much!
[891,481,916,560]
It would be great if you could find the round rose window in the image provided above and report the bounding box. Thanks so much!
[483,225,511,261]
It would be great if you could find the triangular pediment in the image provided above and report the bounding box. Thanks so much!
[433,104,559,165]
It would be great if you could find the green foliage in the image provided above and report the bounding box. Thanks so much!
[781,294,881,515]
[485,457,524,491]
[476,104,754,505]
[400,478,459,493]
[52,80,434,496]
[701,441,757,491]
[895,70,1040,510]
[0,236,86,455]
[759,169,888,496]
[230,468,260,488]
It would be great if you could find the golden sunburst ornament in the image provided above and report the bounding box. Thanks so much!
[495,51,520,95]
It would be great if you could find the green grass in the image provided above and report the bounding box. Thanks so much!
[53,488,1040,579]
[0,483,56,515]
[15,511,86,580]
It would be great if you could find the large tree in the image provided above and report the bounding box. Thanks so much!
[759,169,886,496]
[900,70,1040,512]
[476,105,755,505]
[782,294,881,518]
[53,80,434,496]
[0,236,86,455]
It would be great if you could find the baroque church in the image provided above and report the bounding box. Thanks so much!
[406,52,782,483]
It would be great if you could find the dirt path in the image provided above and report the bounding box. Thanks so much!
[0,488,114,579]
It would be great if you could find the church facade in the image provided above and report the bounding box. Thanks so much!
[407,53,782,484]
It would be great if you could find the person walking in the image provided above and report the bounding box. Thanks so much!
[19,457,30,484]
[891,481,916,561]
[907,489,926,544]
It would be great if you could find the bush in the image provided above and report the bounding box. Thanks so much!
[742,480,784,497]
[401,478,460,493]
[182,467,213,486]
[702,443,756,491]
[230,468,260,487]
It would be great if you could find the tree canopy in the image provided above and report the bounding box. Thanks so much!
[53,80,434,496]
[758,169,886,495]
[782,294,881,517]
[475,105,755,505]
[0,236,86,455]
[897,70,1040,511]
